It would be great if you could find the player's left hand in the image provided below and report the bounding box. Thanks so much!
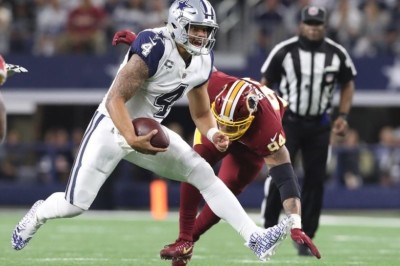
[112,30,137,46]
[211,132,229,152]
[332,117,348,137]
[291,228,321,259]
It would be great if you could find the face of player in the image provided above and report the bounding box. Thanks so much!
[218,124,239,134]
[215,118,254,141]
[187,24,210,48]
[300,22,325,41]
[177,24,211,59]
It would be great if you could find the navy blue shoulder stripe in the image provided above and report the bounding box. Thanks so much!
[131,30,165,77]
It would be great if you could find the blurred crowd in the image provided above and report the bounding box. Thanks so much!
[0,0,170,56]
[1,0,400,57]
[328,126,400,189]
[251,0,400,57]
[1,122,400,190]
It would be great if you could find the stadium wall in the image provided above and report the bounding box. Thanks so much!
[1,181,399,210]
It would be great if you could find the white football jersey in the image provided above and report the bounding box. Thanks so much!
[98,27,214,122]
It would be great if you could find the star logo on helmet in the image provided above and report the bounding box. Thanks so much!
[177,0,195,14]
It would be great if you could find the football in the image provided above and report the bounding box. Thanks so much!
[132,117,170,148]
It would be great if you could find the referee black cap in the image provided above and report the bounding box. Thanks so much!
[301,6,326,24]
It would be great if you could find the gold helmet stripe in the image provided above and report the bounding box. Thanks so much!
[221,79,248,120]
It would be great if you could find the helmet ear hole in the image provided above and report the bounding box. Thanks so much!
[247,95,258,113]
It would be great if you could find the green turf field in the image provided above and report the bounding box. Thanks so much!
[1,209,399,266]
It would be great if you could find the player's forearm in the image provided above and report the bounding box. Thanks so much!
[105,74,137,143]
[106,95,135,143]
[265,148,301,221]
[282,197,301,218]
[192,110,218,137]
[106,55,147,143]
[187,84,218,136]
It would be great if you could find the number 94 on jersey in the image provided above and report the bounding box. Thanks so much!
[267,132,286,152]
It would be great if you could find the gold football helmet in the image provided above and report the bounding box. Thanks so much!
[211,79,259,140]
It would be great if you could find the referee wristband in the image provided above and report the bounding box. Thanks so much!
[338,112,348,120]
[206,127,219,142]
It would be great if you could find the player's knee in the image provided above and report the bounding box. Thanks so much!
[186,161,217,190]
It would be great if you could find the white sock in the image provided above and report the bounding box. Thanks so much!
[36,192,84,223]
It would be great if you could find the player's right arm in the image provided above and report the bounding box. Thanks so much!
[264,146,300,212]
[106,33,166,154]
[264,145,320,258]
[187,82,229,152]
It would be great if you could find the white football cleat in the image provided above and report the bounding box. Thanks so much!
[246,216,293,261]
[11,200,45,250]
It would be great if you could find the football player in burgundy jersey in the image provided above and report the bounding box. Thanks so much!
[112,30,321,266]
[163,72,320,266]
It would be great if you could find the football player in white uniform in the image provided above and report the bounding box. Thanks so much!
[11,0,292,261]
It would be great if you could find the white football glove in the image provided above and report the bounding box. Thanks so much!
[6,63,28,77]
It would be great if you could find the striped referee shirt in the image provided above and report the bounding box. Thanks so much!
[260,36,357,117]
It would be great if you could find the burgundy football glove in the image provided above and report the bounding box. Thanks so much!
[112,30,137,46]
[291,228,321,259]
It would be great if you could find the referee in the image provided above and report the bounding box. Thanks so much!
[260,6,356,256]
